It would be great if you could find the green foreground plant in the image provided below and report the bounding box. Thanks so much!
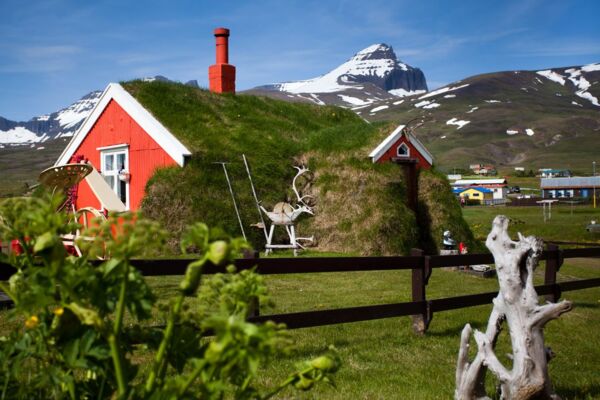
[0,191,339,399]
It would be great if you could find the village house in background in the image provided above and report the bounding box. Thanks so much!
[453,186,494,205]
[451,178,508,205]
[538,168,572,178]
[469,163,496,176]
[369,124,433,169]
[541,176,600,199]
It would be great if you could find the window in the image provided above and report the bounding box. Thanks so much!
[99,145,129,209]
[397,142,410,157]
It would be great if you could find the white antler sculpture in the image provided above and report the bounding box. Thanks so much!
[292,165,315,208]
[261,165,315,255]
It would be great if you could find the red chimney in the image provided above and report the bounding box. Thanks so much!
[209,27,236,94]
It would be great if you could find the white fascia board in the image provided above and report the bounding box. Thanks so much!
[368,124,405,163]
[406,132,434,165]
[96,143,129,151]
[56,83,191,167]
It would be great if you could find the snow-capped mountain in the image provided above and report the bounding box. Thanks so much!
[0,90,102,148]
[247,43,428,107]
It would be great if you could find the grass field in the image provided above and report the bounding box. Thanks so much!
[463,204,600,244]
[1,205,599,398]
[83,259,600,398]
[3,258,597,399]
[251,260,600,399]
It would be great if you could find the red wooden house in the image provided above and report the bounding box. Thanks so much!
[55,83,192,211]
[368,124,433,169]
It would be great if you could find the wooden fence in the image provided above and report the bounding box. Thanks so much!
[1,245,599,334]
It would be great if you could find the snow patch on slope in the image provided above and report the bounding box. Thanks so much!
[370,105,389,113]
[389,88,426,97]
[564,66,600,106]
[338,94,372,106]
[576,91,599,106]
[414,100,429,108]
[537,70,565,85]
[0,127,42,144]
[446,118,470,130]
[537,66,599,107]
[419,84,469,100]
[582,63,600,72]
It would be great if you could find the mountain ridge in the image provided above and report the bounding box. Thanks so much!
[358,62,600,170]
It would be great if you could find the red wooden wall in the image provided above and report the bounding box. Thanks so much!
[72,99,178,211]
[376,136,432,169]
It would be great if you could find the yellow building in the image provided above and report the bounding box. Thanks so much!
[457,187,494,205]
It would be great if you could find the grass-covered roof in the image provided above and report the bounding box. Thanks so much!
[123,80,475,255]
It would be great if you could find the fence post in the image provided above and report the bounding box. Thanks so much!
[411,248,431,335]
[544,244,563,303]
[244,250,260,318]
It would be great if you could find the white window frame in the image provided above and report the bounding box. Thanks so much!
[397,142,410,157]
[99,144,130,210]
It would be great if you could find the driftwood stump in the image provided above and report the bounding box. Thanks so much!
[455,216,572,400]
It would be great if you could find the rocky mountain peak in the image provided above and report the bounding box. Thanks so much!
[250,42,428,102]
[351,43,396,62]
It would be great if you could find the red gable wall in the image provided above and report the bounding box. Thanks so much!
[72,99,178,211]
[376,136,432,169]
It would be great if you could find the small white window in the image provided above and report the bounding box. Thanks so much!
[397,142,410,157]
[100,145,130,209]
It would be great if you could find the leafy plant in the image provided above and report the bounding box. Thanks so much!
[0,191,339,399]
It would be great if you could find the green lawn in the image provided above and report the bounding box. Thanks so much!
[1,259,598,399]
[145,258,600,399]
[463,204,600,244]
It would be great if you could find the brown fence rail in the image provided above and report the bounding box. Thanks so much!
[1,246,599,333]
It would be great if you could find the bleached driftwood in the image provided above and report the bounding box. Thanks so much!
[455,216,572,400]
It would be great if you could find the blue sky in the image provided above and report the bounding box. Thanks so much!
[1,0,600,120]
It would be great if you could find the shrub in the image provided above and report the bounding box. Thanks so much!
[0,191,339,399]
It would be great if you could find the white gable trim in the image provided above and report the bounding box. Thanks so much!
[368,125,405,163]
[55,83,191,167]
[405,131,434,166]
[368,124,434,165]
